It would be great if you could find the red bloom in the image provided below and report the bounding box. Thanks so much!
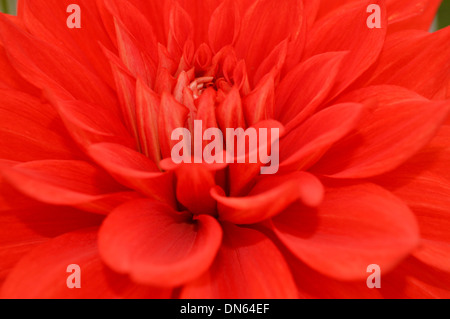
[0,0,449,298]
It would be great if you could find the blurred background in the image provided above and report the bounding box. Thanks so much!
[0,0,449,29]
[438,0,450,29]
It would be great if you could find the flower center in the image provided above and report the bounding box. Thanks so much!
[189,76,215,99]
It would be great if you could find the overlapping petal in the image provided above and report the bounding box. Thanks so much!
[235,0,303,83]
[2,160,140,214]
[363,28,450,100]
[19,0,116,88]
[0,89,81,161]
[213,172,324,225]
[0,207,102,283]
[304,0,387,99]
[0,0,448,300]
[1,228,172,298]
[313,86,449,178]
[272,183,420,280]
[98,199,222,287]
[181,222,298,298]
[0,12,117,107]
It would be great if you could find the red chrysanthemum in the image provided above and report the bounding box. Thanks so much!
[0,0,449,299]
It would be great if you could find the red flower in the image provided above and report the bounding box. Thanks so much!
[1,0,450,298]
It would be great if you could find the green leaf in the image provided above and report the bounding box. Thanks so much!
[438,0,450,29]
[0,0,16,15]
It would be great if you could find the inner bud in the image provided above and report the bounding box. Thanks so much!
[189,76,215,99]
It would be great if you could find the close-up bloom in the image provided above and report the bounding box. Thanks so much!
[0,0,449,299]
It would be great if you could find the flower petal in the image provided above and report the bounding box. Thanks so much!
[0,89,81,161]
[386,0,442,33]
[0,13,117,108]
[0,160,39,212]
[112,16,156,87]
[105,0,159,65]
[106,52,141,146]
[363,28,450,100]
[275,51,348,131]
[167,1,194,60]
[213,172,324,225]
[160,161,221,216]
[304,0,387,99]
[98,199,222,287]
[314,86,449,178]
[180,222,298,299]
[215,86,246,132]
[289,251,450,298]
[208,0,240,54]
[117,0,170,45]
[286,252,384,299]
[400,125,450,181]
[374,146,450,273]
[136,79,162,164]
[234,0,303,82]
[2,160,139,214]
[0,206,102,283]
[279,102,365,173]
[272,183,420,280]
[88,143,176,206]
[396,173,450,273]
[158,92,190,159]
[317,0,441,34]
[253,39,288,86]
[1,228,171,298]
[20,0,116,88]
[382,257,450,298]
[227,119,285,196]
[49,93,135,151]
[176,0,219,47]
[0,42,38,92]
[243,73,275,126]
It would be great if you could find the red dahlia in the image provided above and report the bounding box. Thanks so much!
[0,0,449,298]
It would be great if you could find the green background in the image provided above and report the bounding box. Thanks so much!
[0,0,450,29]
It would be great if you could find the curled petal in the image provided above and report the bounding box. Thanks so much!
[160,161,222,216]
[213,171,324,225]
[98,199,222,287]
